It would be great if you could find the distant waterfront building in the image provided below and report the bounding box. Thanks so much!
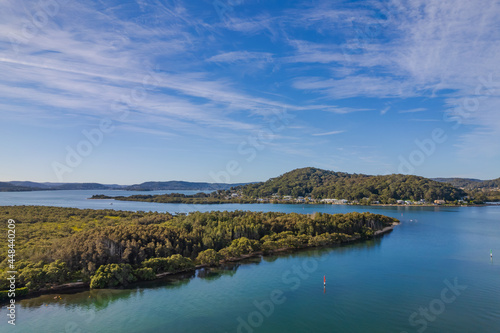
[320,198,348,204]
[434,200,446,205]
[333,199,348,204]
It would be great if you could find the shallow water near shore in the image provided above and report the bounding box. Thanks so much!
[1,191,499,332]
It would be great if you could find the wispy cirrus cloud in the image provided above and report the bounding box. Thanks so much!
[2,0,500,181]
[206,51,273,63]
[398,108,427,113]
[408,118,440,122]
[284,40,345,64]
[0,0,300,144]
[222,14,277,36]
[292,75,413,99]
[286,0,500,160]
[304,105,372,114]
[312,130,345,136]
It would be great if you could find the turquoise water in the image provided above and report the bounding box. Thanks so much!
[0,192,499,332]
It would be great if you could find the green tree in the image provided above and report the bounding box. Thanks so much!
[90,263,136,289]
[133,267,156,281]
[196,249,221,266]
[43,260,70,284]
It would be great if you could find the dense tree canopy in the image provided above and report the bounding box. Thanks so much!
[239,167,466,202]
[0,206,397,292]
[91,192,254,204]
[434,177,500,190]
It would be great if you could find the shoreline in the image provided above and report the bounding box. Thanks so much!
[1,221,399,304]
[88,196,493,208]
[374,222,399,236]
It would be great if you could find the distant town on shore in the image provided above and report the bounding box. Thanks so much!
[87,167,499,205]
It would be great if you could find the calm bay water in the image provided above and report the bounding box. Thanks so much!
[0,191,499,332]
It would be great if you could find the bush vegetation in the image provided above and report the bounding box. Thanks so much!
[0,206,397,291]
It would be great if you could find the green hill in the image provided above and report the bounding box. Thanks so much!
[126,181,248,191]
[239,167,466,203]
[0,182,34,192]
[469,178,500,190]
[431,178,483,188]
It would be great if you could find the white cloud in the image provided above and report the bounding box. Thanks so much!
[287,0,500,157]
[293,76,413,99]
[285,40,346,64]
[222,14,276,36]
[312,130,345,136]
[206,51,273,63]
[0,0,301,144]
[398,108,427,113]
[2,0,500,176]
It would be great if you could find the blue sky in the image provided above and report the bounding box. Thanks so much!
[1,0,499,184]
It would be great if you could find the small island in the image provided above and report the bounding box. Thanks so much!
[0,205,397,300]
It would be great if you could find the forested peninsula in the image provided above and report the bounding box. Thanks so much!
[240,167,466,201]
[90,167,492,205]
[0,206,397,300]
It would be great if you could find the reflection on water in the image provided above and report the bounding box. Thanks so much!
[20,288,137,310]
[17,261,251,310]
[18,272,195,310]
[197,265,239,281]
[2,194,499,332]
[261,236,384,264]
[17,237,386,311]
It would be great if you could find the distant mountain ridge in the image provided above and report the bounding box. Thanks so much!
[0,181,246,192]
[3,172,498,196]
[0,182,36,192]
[432,177,500,189]
[0,182,125,192]
[126,181,249,191]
